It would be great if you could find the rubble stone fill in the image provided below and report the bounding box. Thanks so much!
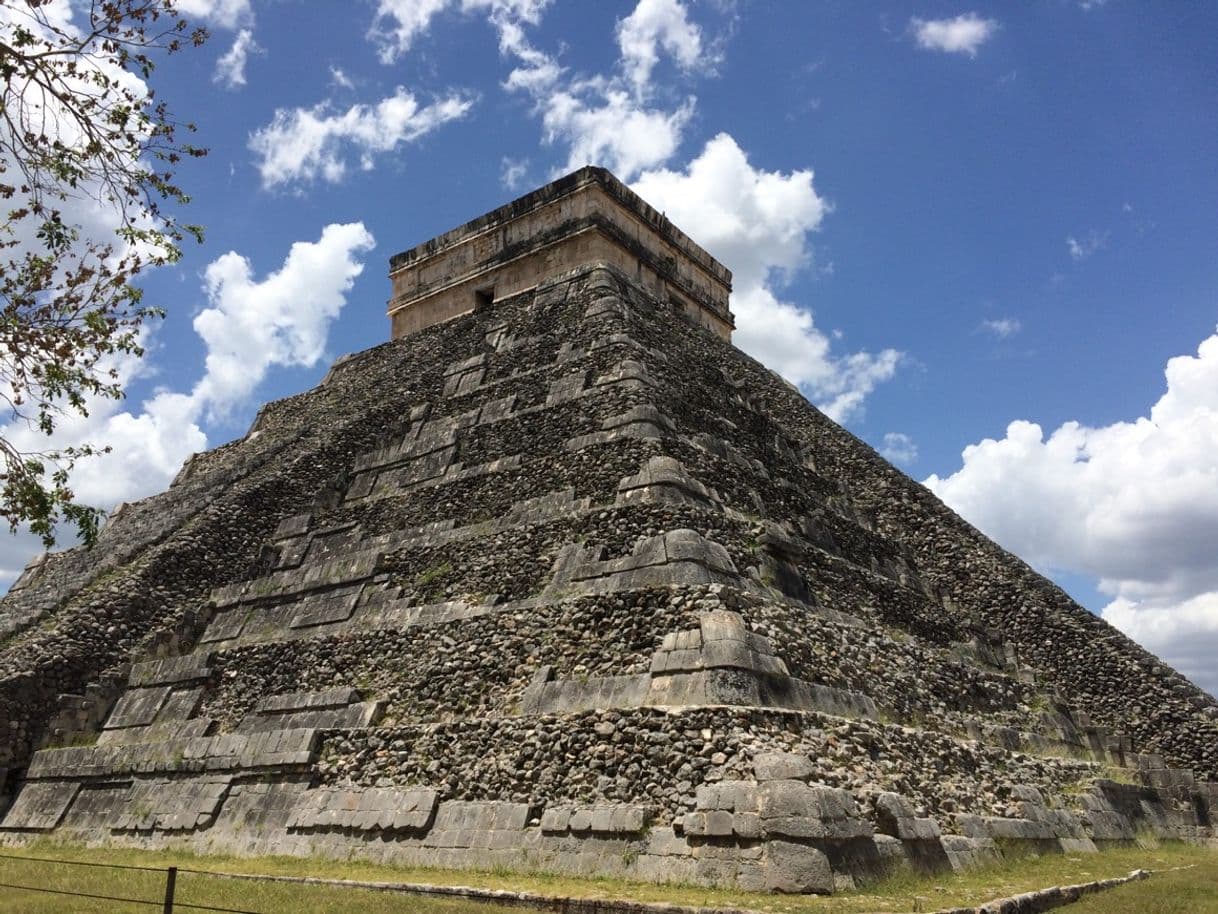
[1,170,1214,894]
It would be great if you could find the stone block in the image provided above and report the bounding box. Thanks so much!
[755,752,816,783]
[681,812,707,837]
[699,610,748,643]
[705,810,733,837]
[129,655,213,687]
[609,806,647,834]
[104,687,171,729]
[541,806,571,834]
[733,812,762,838]
[589,807,614,833]
[201,610,248,643]
[1,782,80,830]
[272,514,311,540]
[256,688,359,714]
[763,840,833,894]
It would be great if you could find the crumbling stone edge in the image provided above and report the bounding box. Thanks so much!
[930,867,1149,914]
[188,865,1151,914]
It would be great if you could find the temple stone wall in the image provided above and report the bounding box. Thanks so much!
[387,167,734,341]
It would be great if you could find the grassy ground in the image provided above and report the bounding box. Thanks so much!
[0,840,1213,913]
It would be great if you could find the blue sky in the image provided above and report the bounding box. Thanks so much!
[3,1,1217,694]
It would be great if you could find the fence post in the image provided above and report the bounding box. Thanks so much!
[163,865,177,914]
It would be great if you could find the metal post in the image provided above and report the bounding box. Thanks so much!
[163,865,177,914]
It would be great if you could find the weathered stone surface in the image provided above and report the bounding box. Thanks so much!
[763,840,833,894]
[0,782,79,830]
[1,171,1214,898]
[753,751,816,782]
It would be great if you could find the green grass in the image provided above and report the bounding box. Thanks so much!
[0,840,1213,913]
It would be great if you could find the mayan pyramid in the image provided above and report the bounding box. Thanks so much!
[1,168,1214,894]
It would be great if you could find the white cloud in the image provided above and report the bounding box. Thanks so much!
[542,87,693,180]
[911,13,997,57]
[174,0,253,30]
[249,88,475,189]
[369,0,551,64]
[617,0,704,97]
[980,317,1021,338]
[330,67,356,90]
[880,432,919,465]
[634,134,901,421]
[214,28,259,89]
[500,156,528,190]
[0,224,376,586]
[1067,229,1108,261]
[369,0,453,63]
[189,223,376,419]
[925,330,1218,695]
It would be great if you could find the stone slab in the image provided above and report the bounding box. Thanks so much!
[0,782,80,830]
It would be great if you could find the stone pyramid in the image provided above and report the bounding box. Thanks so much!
[1,168,1214,894]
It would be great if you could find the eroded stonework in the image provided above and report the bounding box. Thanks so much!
[1,205,1216,894]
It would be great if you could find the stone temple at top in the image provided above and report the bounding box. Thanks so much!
[386,166,734,340]
[0,168,1214,895]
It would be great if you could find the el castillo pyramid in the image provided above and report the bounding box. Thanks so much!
[0,168,1214,894]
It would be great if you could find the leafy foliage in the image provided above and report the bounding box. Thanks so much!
[0,0,206,546]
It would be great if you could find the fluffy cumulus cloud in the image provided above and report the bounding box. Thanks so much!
[925,330,1218,695]
[0,224,376,586]
[542,87,693,180]
[249,88,475,189]
[911,13,997,57]
[634,135,901,421]
[189,223,376,418]
[617,0,704,96]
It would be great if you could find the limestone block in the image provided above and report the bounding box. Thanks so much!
[733,812,762,838]
[983,816,1055,841]
[546,371,588,405]
[940,834,997,872]
[433,801,529,834]
[609,806,647,834]
[112,777,232,833]
[155,687,205,725]
[478,394,517,424]
[443,367,484,397]
[754,752,816,783]
[443,353,486,377]
[257,687,359,714]
[540,807,571,834]
[665,531,737,576]
[681,812,707,837]
[701,669,763,706]
[758,780,824,838]
[272,514,312,541]
[201,609,248,643]
[1,782,80,830]
[129,654,213,687]
[758,781,870,841]
[290,787,438,833]
[104,687,171,729]
[614,456,717,508]
[705,810,734,837]
[289,586,362,628]
[762,840,833,894]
